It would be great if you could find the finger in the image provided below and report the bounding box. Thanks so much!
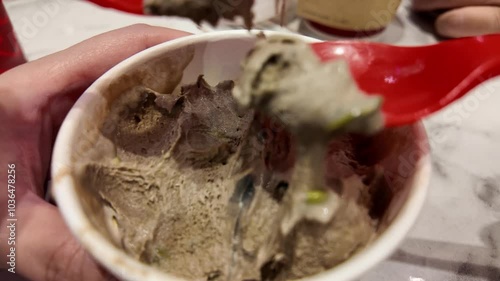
[412,0,500,11]
[1,24,190,120]
[435,6,500,37]
[0,191,117,281]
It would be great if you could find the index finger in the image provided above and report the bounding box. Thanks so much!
[412,0,500,10]
[2,24,190,102]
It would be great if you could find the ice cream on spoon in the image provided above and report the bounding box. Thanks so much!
[234,37,384,234]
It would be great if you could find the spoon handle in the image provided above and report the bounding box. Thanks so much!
[437,34,500,106]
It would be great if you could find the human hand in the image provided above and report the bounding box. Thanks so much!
[412,0,500,37]
[0,24,189,281]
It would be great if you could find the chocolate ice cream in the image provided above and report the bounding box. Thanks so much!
[233,37,384,242]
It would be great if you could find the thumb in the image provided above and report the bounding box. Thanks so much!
[2,191,117,281]
[435,6,500,38]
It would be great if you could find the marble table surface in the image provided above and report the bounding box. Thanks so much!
[3,0,500,281]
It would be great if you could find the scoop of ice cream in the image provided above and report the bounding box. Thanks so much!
[233,37,384,137]
[233,37,387,237]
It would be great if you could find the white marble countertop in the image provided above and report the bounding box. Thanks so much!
[4,0,500,281]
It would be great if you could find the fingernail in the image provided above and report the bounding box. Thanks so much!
[436,12,465,38]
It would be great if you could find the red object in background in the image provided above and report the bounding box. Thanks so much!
[87,0,143,15]
[0,1,26,74]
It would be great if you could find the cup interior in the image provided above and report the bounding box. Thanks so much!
[52,31,431,281]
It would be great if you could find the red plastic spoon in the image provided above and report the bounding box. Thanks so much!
[311,35,500,127]
[88,0,500,127]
